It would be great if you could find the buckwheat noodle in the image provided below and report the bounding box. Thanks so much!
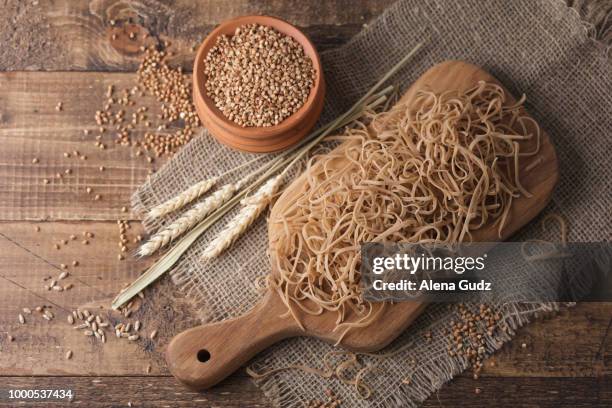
[268,81,540,342]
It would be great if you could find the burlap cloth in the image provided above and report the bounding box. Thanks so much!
[132,0,612,406]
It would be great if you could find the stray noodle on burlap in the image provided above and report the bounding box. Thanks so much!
[132,0,612,406]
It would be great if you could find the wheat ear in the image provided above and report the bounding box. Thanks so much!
[139,181,238,257]
[147,177,218,220]
[201,175,283,260]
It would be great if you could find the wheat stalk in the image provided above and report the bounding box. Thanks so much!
[139,181,239,256]
[138,157,282,257]
[111,43,423,309]
[147,177,218,220]
[200,175,283,260]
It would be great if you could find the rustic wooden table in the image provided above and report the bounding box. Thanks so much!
[0,1,610,407]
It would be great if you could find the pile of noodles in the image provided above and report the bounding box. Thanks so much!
[268,81,541,339]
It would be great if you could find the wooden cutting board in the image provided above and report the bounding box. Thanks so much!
[165,60,559,390]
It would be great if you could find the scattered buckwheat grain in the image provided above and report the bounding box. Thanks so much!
[135,46,200,156]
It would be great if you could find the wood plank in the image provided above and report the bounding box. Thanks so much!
[0,220,610,405]
[0,0,394,72]
[421,376,612,408]
[0,1,609,73]
[0,375,609,407]
[0,375,269,408]
[0,221,202,376]
[1,220,609,378]
[0,72,166,221]
[481,303,612,378]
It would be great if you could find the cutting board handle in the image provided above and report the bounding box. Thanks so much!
[165,292,298,390]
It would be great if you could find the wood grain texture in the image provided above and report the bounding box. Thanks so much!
[420,376,612,408]
[0,0,608,72]
[0,375,269,407]
[483,304,611,378]
[0,221,201,376]
[0,0,393,71]
[1,296,609,377]
[1,220,610,396]
[0,220,145,377]
[0,72,166,221]
[166,293,302,390]
[0,375,610,407]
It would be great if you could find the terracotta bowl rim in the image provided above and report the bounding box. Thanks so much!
[196,80,325,153]
[193,15,324,138]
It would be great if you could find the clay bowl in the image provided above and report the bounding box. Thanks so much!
[193,15,325,153]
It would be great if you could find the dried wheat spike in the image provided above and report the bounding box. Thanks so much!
[201,175,282,260]
[138,182,238,256]
[147,177,218,220]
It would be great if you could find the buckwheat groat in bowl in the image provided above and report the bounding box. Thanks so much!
[193,15,325,153]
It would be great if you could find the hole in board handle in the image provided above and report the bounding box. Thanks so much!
[197,349,211,363]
